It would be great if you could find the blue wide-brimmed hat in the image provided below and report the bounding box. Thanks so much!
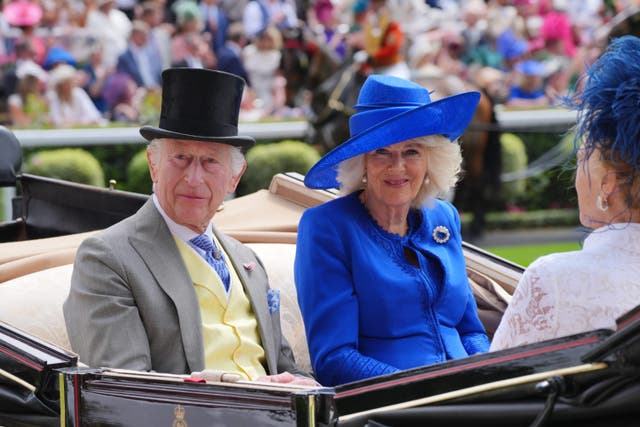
[304,74,480,189]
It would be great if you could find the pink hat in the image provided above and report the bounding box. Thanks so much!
[541,11,576,57]
[3,0,43,27]
[314,0,334,26]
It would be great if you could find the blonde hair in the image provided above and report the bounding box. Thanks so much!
[260,26,283,50]
[336,135,462,208]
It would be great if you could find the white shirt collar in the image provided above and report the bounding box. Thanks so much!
[153,195,231,296]
[152,194,213,244]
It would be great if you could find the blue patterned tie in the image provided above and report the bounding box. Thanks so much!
[189,234,231,291]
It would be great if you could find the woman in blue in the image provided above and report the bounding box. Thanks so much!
[294,74,490,386]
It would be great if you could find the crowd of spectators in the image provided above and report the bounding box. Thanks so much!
[0,0,635,128]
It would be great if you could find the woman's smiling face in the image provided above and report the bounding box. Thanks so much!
[363,140,429,212]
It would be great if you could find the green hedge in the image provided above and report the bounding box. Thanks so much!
[461,208,579,230]
[86,144,144,190]
[500,133,528,205]
[237,140,321,196]
[126,149,153,194]
[512,131,576,210]
[23,148,105,187]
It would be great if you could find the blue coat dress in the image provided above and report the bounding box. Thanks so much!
[294,192,489,386]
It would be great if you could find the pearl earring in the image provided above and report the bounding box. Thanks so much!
[362,173,368,186]
[596,194,609,212]
[424,176,430,185]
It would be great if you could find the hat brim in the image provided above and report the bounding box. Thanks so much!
[3,2,42,26]
[304,91,480,189]
[139,126,256,152]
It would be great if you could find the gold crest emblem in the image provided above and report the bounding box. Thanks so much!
[173,404,188,427]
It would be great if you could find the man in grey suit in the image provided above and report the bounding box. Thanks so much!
[64,68,314,385]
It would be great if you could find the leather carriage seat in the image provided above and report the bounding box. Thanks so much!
[0,239,511,372]
[0,242,314,374]
[0,173,513,373]
[0,232,95,282]
[0,264,74,352]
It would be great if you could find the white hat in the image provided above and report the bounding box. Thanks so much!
[15,60,48,82]
[48,63,77,88]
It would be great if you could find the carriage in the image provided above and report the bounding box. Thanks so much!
[1,124,640,427]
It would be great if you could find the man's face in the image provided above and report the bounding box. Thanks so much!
[132,29,148,47]
[148,139,245,233]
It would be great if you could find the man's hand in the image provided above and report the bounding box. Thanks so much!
[190,370,242,383]
[256,371,321,387]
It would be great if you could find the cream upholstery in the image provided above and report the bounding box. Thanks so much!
[0,264,73,352]
[0,243,312,374]
[0,248,77,283]
[246,243,311,373]
[0,174,514,378]
[0,241,514,380]
[0,239,511,376]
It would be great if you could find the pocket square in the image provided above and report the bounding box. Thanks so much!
[267,289,280,314]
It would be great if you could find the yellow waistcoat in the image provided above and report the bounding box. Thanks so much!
[175,237,267,380]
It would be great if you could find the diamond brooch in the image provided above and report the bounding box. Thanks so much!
[432,225,450,244]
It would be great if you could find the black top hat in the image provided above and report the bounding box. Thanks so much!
[140,68,255,151]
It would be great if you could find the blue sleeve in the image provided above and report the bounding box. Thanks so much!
[446,202,490,354]
[294,206,399,386]
[458,294,491,354]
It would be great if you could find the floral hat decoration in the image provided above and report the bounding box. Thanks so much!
[303,74,480,189]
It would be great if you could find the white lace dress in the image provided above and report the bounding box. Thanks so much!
[490,224,640,351]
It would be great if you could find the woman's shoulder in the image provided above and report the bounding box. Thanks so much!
[421,199,460,223]
[526,249,580,272]
[520,249,590,291]
[310,192,359,209]
[301,193,361,221]
[427,198,456,212]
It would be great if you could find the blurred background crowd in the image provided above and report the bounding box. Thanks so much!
[0,0,636,129]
